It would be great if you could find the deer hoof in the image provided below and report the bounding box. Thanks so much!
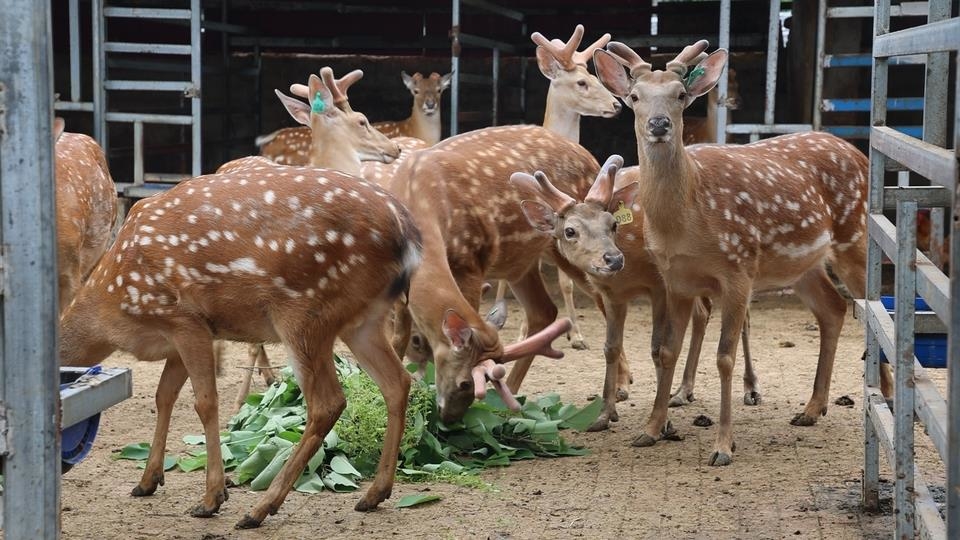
[235,514,264,529]
[586,415,610,432]
[668,391,694,407]
[744,390,762,406]
[131,476,161,497]
[708,451,733,466]
[571,339,588,351]
[660,420,682,441]
[355,497,383,512]
[631,432,657,447]
[615,388,629,402]
[790,412,818,426]
[189,503,220,518]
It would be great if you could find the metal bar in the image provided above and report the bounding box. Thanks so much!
[881,186,952,209]
[69,0,80,102]
[871,126,957,189]
[725,123,813,134]
[824,53,927,67]
[828,4,930,18]
[103,7,192,19]
[460,0,523,21]
[450,0,460,136]
[715,0,730,142]
[874,18,960,57]
[812,0,826,130]
[0,0,61,534]
[929,207,945,268]
[60,368,133,428]
[762,0,778,126]
[821,97,925,112]
[104,80,193,91]
[54,101,94,112]
[133,121,144,185]
[894,200,918,539]
[922,0,949,161]
[491,47,499,127]
[828,125,922,139]
[105,112,194,125]
[190,0,201,177]
[93,0,105,144]
[103,42,193,55]
[949,24,960,539]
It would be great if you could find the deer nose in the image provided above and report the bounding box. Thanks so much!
[425,99,436,109]
[603,251,624,272]
[648,116,671,136]
[613,101,622,113]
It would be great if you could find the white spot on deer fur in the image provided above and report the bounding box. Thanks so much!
[107,284,115,293]
[342,233,355,247]
[206,262,229,273]
[317,277,328,289]
[140,236,152,246]
[773,231,832,259]
[115,275,123,287]
[129,271,141,282]
[285,239,295,254]
[126,286,140,303]
[268,239,279,251]
[326,230,339,243]
[207,231,221,241]
[327,266,338,279]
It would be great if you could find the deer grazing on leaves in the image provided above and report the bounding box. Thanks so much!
[591,39,878,465]
[372,71,452,145]
[53,117,118,312]
[387,124,601,422]
[59,130,429,527]
[492,24,622,353]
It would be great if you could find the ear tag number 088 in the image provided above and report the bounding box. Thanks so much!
[613,200,634,225]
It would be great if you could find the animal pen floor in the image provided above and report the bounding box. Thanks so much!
[57,286,947,539]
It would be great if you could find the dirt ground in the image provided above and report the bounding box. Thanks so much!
[57,284,947,540]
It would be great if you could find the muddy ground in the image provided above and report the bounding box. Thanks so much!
[56,284,947,539]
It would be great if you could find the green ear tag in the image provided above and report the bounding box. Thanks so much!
[684,65,705,88]
[613,200,634,225]
[311,93,325,113]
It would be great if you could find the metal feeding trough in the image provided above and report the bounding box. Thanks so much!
[59,366,132,472]
[879,296,947,369]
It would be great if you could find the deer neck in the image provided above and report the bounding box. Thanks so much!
[308,137,363,176]
[542,89,581,143]
[408,108,441,145]
[59,297,113,367]
[705,90,719,142]
[636,140,699,236]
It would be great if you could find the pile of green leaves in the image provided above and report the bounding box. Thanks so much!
[116,356,601,498]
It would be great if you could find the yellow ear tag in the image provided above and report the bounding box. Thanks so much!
[613,200,634,225]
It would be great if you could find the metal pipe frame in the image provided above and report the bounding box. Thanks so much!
[0,0,61,535]
[450,0,460,136]
[715,0,730,142]
[190,0,201,176]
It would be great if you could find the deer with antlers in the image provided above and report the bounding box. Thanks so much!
[372,71,452,144]
[387,124,604,422]
[586,40,876,465]
[54,117,118,312]
[59,132,432,526]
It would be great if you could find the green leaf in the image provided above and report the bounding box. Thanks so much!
[295,472,326,494]
[178,453,207,472]
[163,455,178,471]
[250,445,293,491]
[558,398,603,431]
[321,471,358,492]
[329,454,361,477]
[115,442,151,461]
[395,493,441,508]
[182,434,206,446]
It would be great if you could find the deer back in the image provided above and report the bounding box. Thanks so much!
[55,130,118,311]
[360,136,429,187]
[60,164,421,366]
[256,127,312,166]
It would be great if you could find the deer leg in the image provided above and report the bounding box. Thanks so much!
[212,340,225,377]
[340,303,410,511]
[238,334,342,529]
[171,330,228,517]
[132,353,188,498]
[789,267,847,426]
[740,308,762,405]
[708,290,750,466]
[633,293,693,448]
[233,344,260,413]
[557,269,587,350]
[391,303,414,360]
[256,345,277,385]
[670,296,711,407]
[504,267,559,393]
[587,296,628,432]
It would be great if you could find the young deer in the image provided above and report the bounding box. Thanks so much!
[387,124,600,421]
[255,69,365,165]
[494,24,622,352]
[372,71,452,145]
[683,67,741,145]
[53,118,118,311]
[593,40,875,465]
[59,127,426,526]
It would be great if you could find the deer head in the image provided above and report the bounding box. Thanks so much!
[401,71,453,117]
[512,155,640,277]
[533,25,621,125]
[595,40,727,145]
[275,70,400,173]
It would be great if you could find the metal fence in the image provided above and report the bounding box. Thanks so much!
[859,1,958,538]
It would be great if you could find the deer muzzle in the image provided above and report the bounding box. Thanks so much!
[647,115,672,139]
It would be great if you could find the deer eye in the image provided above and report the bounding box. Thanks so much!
[678,91,687,101]
[564,227,577,239]
[577,80,587,88]
[612,222,619,232]
[629,93,639,103]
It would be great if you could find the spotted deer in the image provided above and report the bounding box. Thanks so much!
[59,156,428,527]
[53,118,118,311]
[255,68,365,165]
[387,124,601,421]
[683,67,741,145]
[592,40,879,465]
[493,24,621,353]
[372,71,452,145]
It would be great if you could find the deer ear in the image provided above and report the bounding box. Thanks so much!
[439,72,453,91]
[401,71,415,90]
[594,49,632,98]
[274,89,311,126]
[442,309,474,350]
[520,200,558,233]
[684,49,728,106]
[307,74,335,115]
[608,181,640,214]
[53,117,66,143]
[535,47,562,80]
